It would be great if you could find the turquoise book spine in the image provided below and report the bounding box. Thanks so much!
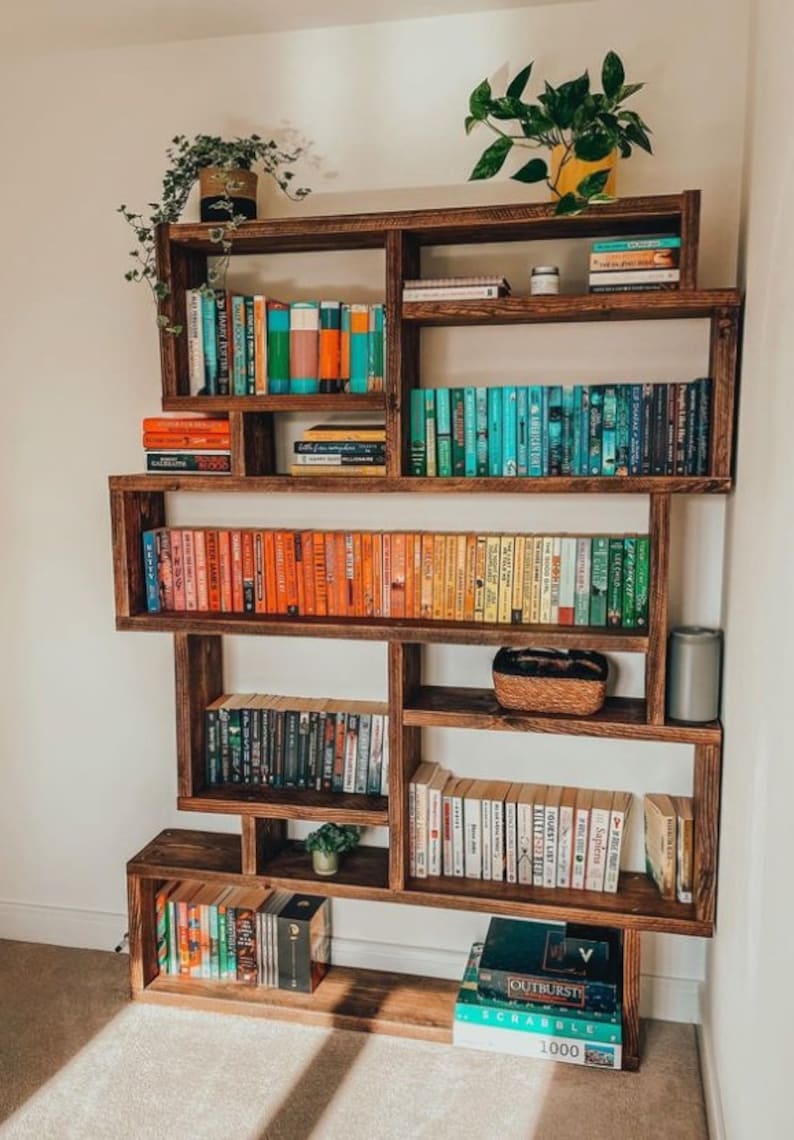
[572,387,583,475]
[579,387,590,476]
[200,291,219,394]
[217,906,228,980]
[142,530,160,613]
[209,905,220,980]
[410,388,426,476]
[266,303,290,394]
[528,386,543,476]
[475,388,488,475]
[615,385,630,475]
[368,303,384,392]
[561,386,574,475]
[516,387,529,476]
[487,387,503,476]
[231,295,248,396]
[502,385,517,476]
[451,388,466,476]
[541,386,550,475]
[436,388,453,476]
[464,387,477,477]
[588,386,604,475]
[349,306,369,393]
[547,386,562,475]
[425,388,438,477]
[601,386,617,476]
[340,303,351,389]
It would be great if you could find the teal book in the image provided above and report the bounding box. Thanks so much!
[340,304,351,388]
[541,386,550,475]
[635,536,650,627]
[592,235,681,252]
[547,386,562,475]
[607,537,624,626]
[244,296,256,394]
[436,388,453,476]
[425,389,438,477]
[579,387,590,476]
[516,387,529,476]
[209,905,220,980]
[451,388,466,476]
[588,386,604,475]
[475,388,489,475]
[502,385,517,476]
[266,302,290,394]
[410,388,427,476]
[601,386,617,476]
[142,530,160,613]
[528,386,543,476]
[589,537,609,626]
[561,387,574,475]
[615,386,630,475]
[217,904,227,980]
[349,304,369,393]
[463,387,477,476]
[200,291,219,394]
[368,304,385,392]
[572,387,583,476]
[487,387,503,476]
[231,295,248,396]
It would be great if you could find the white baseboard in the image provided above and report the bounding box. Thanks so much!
[697,1020,726,1140]
[0,901,701,1025]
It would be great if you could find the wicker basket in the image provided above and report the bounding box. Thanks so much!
[492,647,608,715]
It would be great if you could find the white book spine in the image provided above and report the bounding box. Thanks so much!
[408,779,417,877]
[557,803,575,888]
[452,792,466,877]
[532,803,545,887]
[481,800,492,881]
[379,723,389,797]
[342,728,358,793]
[517,802,533,885]
[559,537,577,618]
[588,267,680,285]
[505,799,517,884]
[603,804,628,894]
[574,537,592,624]
[539,538,553,624]
[585,805,611,892]
[464,797,482,879]
[572,805,590,890]
[543,805,559,888]
[428,784,443,877]
[402,284,504,300]
[186,288,205,395]
[442,791,454,876]
[369,715,383,794]
[415,782,430,879]
[491,801,505,883]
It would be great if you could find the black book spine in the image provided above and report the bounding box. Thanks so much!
[297,712,310,790]
[272,711,285,788]
[650,385,668,475]
[640,384,653,475]
[696,378,712,475]
[284,711,299,787]
[241,705,252,784]
[322,713,336,792]
[684,381,699,474]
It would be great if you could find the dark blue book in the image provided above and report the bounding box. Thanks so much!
[572,386,583,476]
[588,386,604,475]
[615,386,630,476]
[578,387,590,476]
[640,384,654,475]
[547,386,563,475]
[684,381,699,475]
[560,387,575,475]
[628,385,643,475]
[695,377,712,475]
[650,385,668,475]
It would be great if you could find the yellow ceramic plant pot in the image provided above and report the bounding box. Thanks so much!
[549,145,618,200]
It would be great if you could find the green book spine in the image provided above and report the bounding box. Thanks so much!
[228,708,242,783]
[502,386,518,476]
[218,707,231,782]
[464,387,477,477]
[425,389,438,477]
[231,295,248,396]
[244,296,256,395]
[368,303,384,391]
[615,386,630,475]
[209,905,220,980]
[601,386,617,476]
[218,906,228,980]
[436,388,453,477]
[166,900,179,975]
[590,538,609,626]
[487,387,503,476]
[410,389,426,476]
[635,537,650,627]
[528,386,543,476]
[241,706,252,784]
[607,537,624,627]
[475,388,488,476]
[225,906,237,980]
[206,709,220,785]
[622,537,637,628]
[266,303,290,394]
[588,386,604,475]
[451,388,466,476]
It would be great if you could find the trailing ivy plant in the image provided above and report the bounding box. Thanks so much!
[465,51,652,215]
[118,133,310,332]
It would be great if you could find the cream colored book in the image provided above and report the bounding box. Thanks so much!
[644,792,677,900]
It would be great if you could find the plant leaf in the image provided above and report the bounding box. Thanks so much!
[554,193,584,216]
[520,106,554,138]
[464,115,479,135]
[469,79,492,119]
[574,128,615,162]
[469,136,513,180]
[576,169,611,198]
[588,193,615,204]
[511,157,548,183]
[619,138,633,158]
[553,72,590,128]
[617,82,644,101]
[623,121,653,153]
[490,95,525,120]
[601,51,625,100]
[506,62,533,99]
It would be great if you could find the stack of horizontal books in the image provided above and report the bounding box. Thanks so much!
[290,422,386,477]
[142,415,231,474]
[588,235,681,293]
[402,275,511,301]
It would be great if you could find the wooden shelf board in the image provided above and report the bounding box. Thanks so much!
[403,688,722,744]
[140,966,458,1042]
[178,787,388,825]
[161,394,385,413]
[166,194,698,254]
[403,290,741,327]
[109,473,731,495]
[260,841,390,897]
[117,612,649,651]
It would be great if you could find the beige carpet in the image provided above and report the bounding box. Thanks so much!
[0,940,707,1139]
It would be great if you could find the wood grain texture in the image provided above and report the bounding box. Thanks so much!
[228,410,276,477]
[645,494,671,724]
[162,394,385,413]
[708,305,742,478]
[622,929,641,1071]
[178,788,388,825]
[693,743,721,928]
[126,874,159,994]
[388,644,422,891]
[259,840,389,898]
[678,190,701,291]
[174,633,223,798]
[246,818,288,874]
[109,488,165,618]
[155,229,206,400]
[403,687,722,744]
[385,230,420,477]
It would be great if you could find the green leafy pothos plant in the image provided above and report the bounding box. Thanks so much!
[304,824,361,856]
[118,133,310,332]
[466,51,652,215]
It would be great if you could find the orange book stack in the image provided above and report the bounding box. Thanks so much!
[142,415,231,475]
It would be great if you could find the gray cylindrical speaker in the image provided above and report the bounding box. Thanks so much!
[667,627,723,722]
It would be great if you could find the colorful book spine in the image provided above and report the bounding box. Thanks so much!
[451,388,466,476]
[289,301,320,394]
[487,387,503,477]
[436,388,452,477]
[231,295,247,396]
[318,301,342,393]
[200,291,219,394]
[368,304,385,392]
[410,388,427,476]
[266,302,290,394]
[349,304,369,393]
[464,387,477,477]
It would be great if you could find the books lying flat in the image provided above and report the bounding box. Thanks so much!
[288,465,386,477]
[146,451,231,473]
[404,276,511,290]
[403,285,508,301]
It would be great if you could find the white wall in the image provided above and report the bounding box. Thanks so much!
[700,0,794,1134]
[0,0,748,1014]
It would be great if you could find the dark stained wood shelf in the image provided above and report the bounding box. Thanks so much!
[258,840,390,897]
[117,611,649,652]
[178,786,388,826]
[403,687,722,745]
[109,473,732,495]
[403,290,741,327]
[161,393,385,413]
[140,965,458,1043]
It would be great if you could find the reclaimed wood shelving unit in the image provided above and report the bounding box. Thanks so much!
[111,191,741,1071]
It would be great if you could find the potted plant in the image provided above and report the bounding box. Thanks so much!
[118,132,310,330]
[465,51,652,215]
[304,823,361,877]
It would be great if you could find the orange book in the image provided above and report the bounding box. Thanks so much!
[254,295,268,394]
[444,533,457,621]
[193,530,209,611]
[218,530,232,612]
[205,530,221,611]
[254,531,267,613]
[372,533,383,618]
[171,530,185,610]
[313,532,328,617]
[241,530,255,613]
[362,531,374,617]
[283,532,299,615]
[390,533,406,618]
[230,531,244,612]
[295,533,306,616]
[142,432,231,449]
[264,531,277,614]
[335,532,350,616]
[301,532,316,616]
[404,533,415,619]
[344,533,356,614]
[464,533,477,622]
[274,531,288,614]
[324,532,337,616]
[420,534,434,619]
[454,534,467,622]
[381,534,391,617]
[142,416,229,434]
[182,530,197,611]
[352,532,364,615]
[412,533,423,618]
[432,534,446,620]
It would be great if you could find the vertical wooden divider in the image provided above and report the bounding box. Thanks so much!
[174,634,223,799]
[708,307,741,478]
[385,230,421,478]
[229,411,276,477]
[155,225,206,400]
[621,929,641,1071]
[645,493,671,724]
[243,818,288,876]
[127,874,159,993]
[678,189,701,291]
[693,742,721,928]
[388,642,422,891]
[110,488,166,618]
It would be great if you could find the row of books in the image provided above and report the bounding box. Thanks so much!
[644,793,694,904]
[290,421,386,478]
[409,763,632,894]
[186,289,385,396]
[142,528,651,629]
[141,414,231,474]
[588,235,681,293]
[409,379,711,479]
[205,696,389,796]
[402,275,511,301]
[155,881,330,992]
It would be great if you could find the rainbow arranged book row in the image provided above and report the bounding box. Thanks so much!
[186,289,385,396]
[205,696,389,796]
[410,764,632,893]
[142,528,650,628]
[410,379,711,478]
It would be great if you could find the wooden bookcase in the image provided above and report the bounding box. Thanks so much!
[111,191,741,1071]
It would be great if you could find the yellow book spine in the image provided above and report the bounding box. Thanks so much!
[288,465,386,477]
[512,535,526,624]
[254,296,267,394]
[497,536,515,625]
[464,534,478,622]
[484,536,501,623]
[539,536,554,623]
[454,534,467,622]
[521,536,535,625]
[432,535,446,620]
[474,536,487,622]
[420,534,435,619]
[444,534,457,620]
[530,535,544,623]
